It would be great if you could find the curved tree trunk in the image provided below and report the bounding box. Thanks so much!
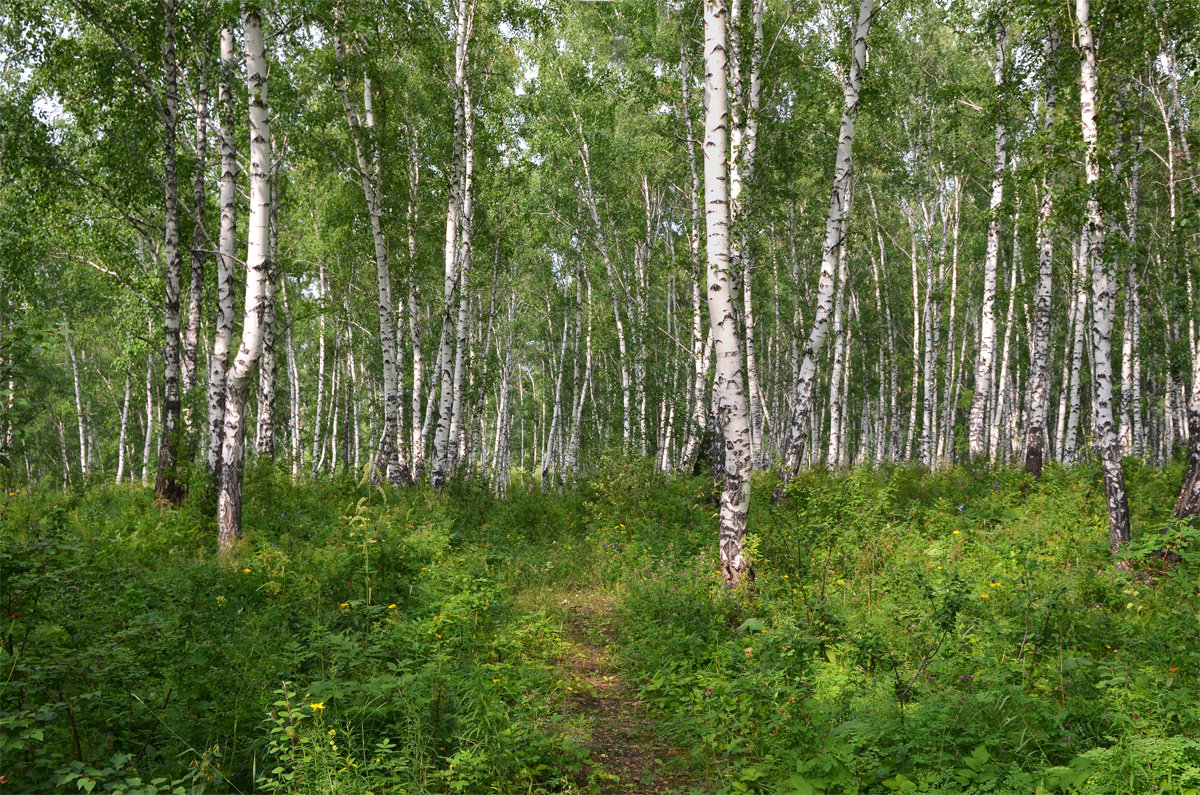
[775,0,873,500]
[217,8,271,557]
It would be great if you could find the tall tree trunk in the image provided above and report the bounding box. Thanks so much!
[1064,235,1088,462]
[1077,0,1131,559]
[679,44,711,473]
[217,8,271,556]
[826,234,849,467]
[576,130,633,450]
[1026,29,1060,477]
[903,207,920,461]
[65,326,87,484]
[939,180,962,466]
[407,138,426,480]
[1176,351,1200,520]
[183,65,208,449]
[1119,104,1145,456]
[280,278,302,478]
[311,261,328,476]
[333,27,405,485]
[431,0,474,487]
[566,268,593,476]
[254,175,278,458]
[967,24,1006,462]
[142,350,154,486]
[208,25,238,480]
[729,0,765,464]
[991,200,1020,464]
[117,365,132,484]
[775,0,873,499]
[155,0,185,504]
[705,0,753,587]
[541,299,570,487]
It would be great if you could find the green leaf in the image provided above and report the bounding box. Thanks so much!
[737,617,765,632]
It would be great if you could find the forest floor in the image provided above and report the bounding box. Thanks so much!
[4,464,1197,793]
[557,592,699,794]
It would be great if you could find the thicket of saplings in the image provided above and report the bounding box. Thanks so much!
[1,455,1197,794]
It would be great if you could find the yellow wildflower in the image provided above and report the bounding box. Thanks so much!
[243,568,251,573]
[980,594,989,599]
[310,702,325,711]
[952,530,960,535]
[387,604,397,610]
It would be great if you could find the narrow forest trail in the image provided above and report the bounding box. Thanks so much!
[557,594,700,794]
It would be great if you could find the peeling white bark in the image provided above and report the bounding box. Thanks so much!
[776,0,873,496]
[218,9,271,556]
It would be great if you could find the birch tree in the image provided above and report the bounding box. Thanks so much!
[431,0,475,487]
[155,0,185,504]
[967,22,1006,461]
[1077,0,1132,559]
[704,0,753,587]
[775,0,873,500]
[332,17,406,485]
[1025,28,1059,478]
[217,7,271,556]
[208,25,238,479]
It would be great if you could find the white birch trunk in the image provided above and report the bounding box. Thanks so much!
[1118,107,1144,456]
[65,327,87,484]
[991,201,1020,464]
[407,139,426,480]
[142,351,154,486]
[826,236,849,467]
[208,25,239,478]
[117,366,132,484]
[967,26,1006,461]
[155,0,185,504]
[311,262,328,476]
[183,66,208,444]
[1025,31,1059,476]
[332,28,404,485]
[939,180,962,466]
[254,188,277,458]
[776,0,873,498]
[431,0,474,487]
[566,269,593,476]
[705,0,753,587]
[280,279,302,479]
[679,45,711,472]
[1077,0,1132,557]
[1064,234,1088,463]
[217,9,271,556]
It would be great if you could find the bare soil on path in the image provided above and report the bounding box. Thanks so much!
[557,594,701,795]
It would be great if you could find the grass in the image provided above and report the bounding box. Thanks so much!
[1,457,1197,793]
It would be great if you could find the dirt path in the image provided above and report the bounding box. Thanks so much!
[559,595,698,794]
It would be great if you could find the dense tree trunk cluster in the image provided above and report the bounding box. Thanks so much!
[3,0,1198,566]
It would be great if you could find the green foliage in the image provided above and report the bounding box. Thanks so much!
[0,472,589,793]
[3,464,1198,793]
[613,466,1200,794]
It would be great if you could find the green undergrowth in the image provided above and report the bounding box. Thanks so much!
[1,457,1198,794]
[615,461,1200,794]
